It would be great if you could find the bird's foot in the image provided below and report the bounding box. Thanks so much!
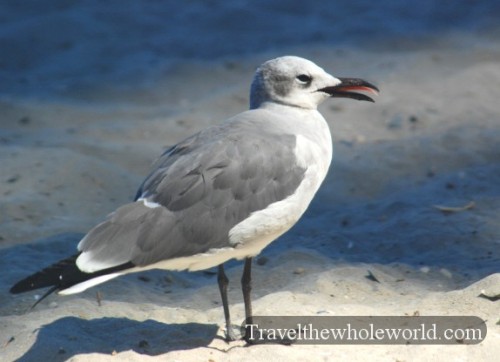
[224,325,239,342]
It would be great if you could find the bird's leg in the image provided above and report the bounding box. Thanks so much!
[241,258,258,343]
[217,263,237,341]
[241,257,253,325]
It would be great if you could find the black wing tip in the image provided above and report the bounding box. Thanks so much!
[10,275,57,294]
[9,253,81,295]
[10,274,39,294]
[10,257,135,295]
[9,277,60,312]
[10,283,28,294]
[10,252,135,310]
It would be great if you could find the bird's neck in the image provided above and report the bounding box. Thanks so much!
[256,100,318,114]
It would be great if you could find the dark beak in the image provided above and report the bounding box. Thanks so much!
[319,78,379,102]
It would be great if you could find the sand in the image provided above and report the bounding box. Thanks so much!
[1,2,499,361]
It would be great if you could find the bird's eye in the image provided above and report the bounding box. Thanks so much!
[296,74,312,85]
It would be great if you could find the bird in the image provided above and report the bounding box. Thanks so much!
[10,56,378,341]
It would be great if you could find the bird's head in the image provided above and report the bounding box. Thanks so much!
[250,55,379,110]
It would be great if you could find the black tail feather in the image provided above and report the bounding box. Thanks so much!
[10,254,81,294]
[10,253,135,303]
[30,286,59,310]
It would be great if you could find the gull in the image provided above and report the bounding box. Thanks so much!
[10,56,378,341]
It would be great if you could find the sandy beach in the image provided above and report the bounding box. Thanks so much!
[1,2,499,361]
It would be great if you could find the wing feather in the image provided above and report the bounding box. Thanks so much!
[78,114,307,272]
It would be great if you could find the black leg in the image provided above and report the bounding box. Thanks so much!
[217,263,237,341]
[241,257,253,324]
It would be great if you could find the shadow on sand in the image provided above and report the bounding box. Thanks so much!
[15,317,219,362]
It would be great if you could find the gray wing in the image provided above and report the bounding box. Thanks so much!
[77,115,306,271]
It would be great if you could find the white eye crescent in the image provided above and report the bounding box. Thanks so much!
[296,74,312,85]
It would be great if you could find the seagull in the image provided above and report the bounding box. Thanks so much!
[10,56,378,341]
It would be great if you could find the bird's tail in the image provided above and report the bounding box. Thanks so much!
[10,254,133,308]
[10,254,81,294]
